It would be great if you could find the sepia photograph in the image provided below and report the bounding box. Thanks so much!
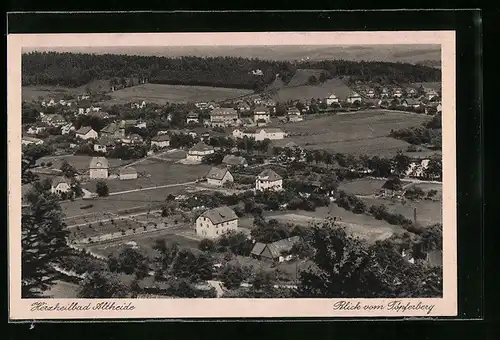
[9,31,456,319]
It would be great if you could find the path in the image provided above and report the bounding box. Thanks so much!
[108,181,196,196]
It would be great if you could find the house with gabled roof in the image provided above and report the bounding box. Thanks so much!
[256,169,283,191]
[347,92,362,104]
[209,107,239,127]
[253,105,271,123]
[22,136,44,146]
[89,157,109,179]
[195,206,238,239]
[250,236,301,263]
[186,111,200,124]
[325,93,340,105]
[151,134,171,149]
[222,155,248,168]
[205,167,234,187]
[75,126,98,140]
[186,141,214,164]
[50,176,71,195]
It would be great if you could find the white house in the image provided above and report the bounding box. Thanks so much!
[26,125,47,135]
[78,94,90,101]
[255,169,283,191]
[195,206,238,239]
[186,141,215,163]
[253,106,271,123]
[366,89,376,98]
[254,128,287,141]
[131,101,146,109]
[121,134,143,145]
[206,167,234,187]
[150,135,171,149]
[347,93,362,104]
[251,69,264,76]
[75,126,98,140]
[393,88,403,98]
[42,114,67,127]
[93,137,115,153]
[186,112,199,124]
[89,157,109,179]
[209,107,239,127]
[50,177,71,195]
[61,123,75,135]
[119,167,138,180]
[21,137,44,146]
[325,93,340,105]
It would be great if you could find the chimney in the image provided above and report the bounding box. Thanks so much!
[413,207,417,224]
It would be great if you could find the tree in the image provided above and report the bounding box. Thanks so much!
[392,152,411,176]
[382,177,403,191]
[221,263,247,289]
[22,180,71,297]
[95,180,109,197]
[290,239,314,259]
[108,247,148,276]
[60,160,77,178]
[78,270,130,298]
[425,159,442,181]
[251,269,276,291]
[198,238,215,252]
[170,248,214,282]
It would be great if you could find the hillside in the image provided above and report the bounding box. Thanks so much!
[286,69,330,87]
[272,77,353,102]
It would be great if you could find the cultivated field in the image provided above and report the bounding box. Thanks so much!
[272,77,354,102]
[274,110,432,156]
[101,83,253,105]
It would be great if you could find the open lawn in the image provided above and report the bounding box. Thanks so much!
[273,110,432,157]
[272,77,354,102]
[81,159,210,193]
[361,197,442,227]
[100,83,253,105]
[36,155,127,174]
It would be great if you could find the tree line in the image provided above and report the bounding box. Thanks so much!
[22,52,441,91]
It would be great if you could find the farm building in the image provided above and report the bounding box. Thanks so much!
[75,126,98,140]
[205,167,234,187]
[151,134,171,149]
[186,112,200,124]
[89,157,109,179]
[325,93,339,105]
[209,107,239,127]
[195,206,238,239]
[250,236,300,263]
[50,176,71,195]
[21,136,44,146]
[253,105,271,123]
[222,155,248,167]
[347,92,362,104]
[186,141,214,163]
[119,167,138,180]
[256,169,283,191]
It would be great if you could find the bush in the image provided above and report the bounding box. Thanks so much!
[198,238,215,252]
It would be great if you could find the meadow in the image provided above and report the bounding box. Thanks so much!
[36,155,128,173]
[274,110,432,156]
[100,83,253,105]
[22,80,111,102]
[271,77,354,102]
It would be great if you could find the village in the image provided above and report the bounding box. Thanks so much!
[21,59,444,298]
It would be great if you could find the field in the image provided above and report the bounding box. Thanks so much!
[22,80,111,102]
[36,155,128,173]
[361,197,442,227]
[265,204,405,243]
[272,77,354,102]
[100,83,253,105]
[274,110,433,156]
[286,69,329,87]
[81,159,211,193]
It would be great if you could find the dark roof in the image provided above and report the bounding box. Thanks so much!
[254,105,270,113]
[97,137,116,145]
[52,176,70,186]
[101,123,119,134]
[186,111,199,118]
[206,167,229,180]
[189,141,214,152]
[222,155,247,166]
[89,157,109,168]
[152,135,171,142]
[199,206,238,225]
[75,126,94,135]
[250,242,267,256]
[266,236,301,258]
[257,169,282,181]
[210,107,237,116]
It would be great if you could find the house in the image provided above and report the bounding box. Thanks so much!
[50,176,71,195]
[253,106,271,123]
[75,126,98,140]
[27,125,47,135]
[380,88,390,99]
[250,236,300,263]
[256,169,283,191]
[101,122,125,138]
[209,107,239,127]
[393,88,403,98]
[287,107,301,117]
[289,114,303,122]
[195,206,238,239]
[61,123,75,135]
[406,87,418,97]
[366,89,376,98]
[222,155,248,167]
[93,137,115,153]
[121,134,143,145]
[135,121,147,129]
[237,102,251,113]
[240,117,256,127]
[325,93,340,105]
[119,167,138,180]
[401,98,422,109]
[131,101,146,109]
[90,111,109,120]
[186,141,215,163]
[186,112,199,124]
[89,157,109,179]
[22,136,44,146]
[205,167,234,186]
[150,135,171,149]
[78,94,90,101]
[424,88,439,100]
[254,128,287,141]
[251,69,264,76]
[42,114,66,127]
[347,92,362,104]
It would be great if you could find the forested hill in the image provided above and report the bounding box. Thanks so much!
[22,52,441,91]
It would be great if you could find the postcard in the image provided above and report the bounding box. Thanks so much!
[8,31,456,319]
